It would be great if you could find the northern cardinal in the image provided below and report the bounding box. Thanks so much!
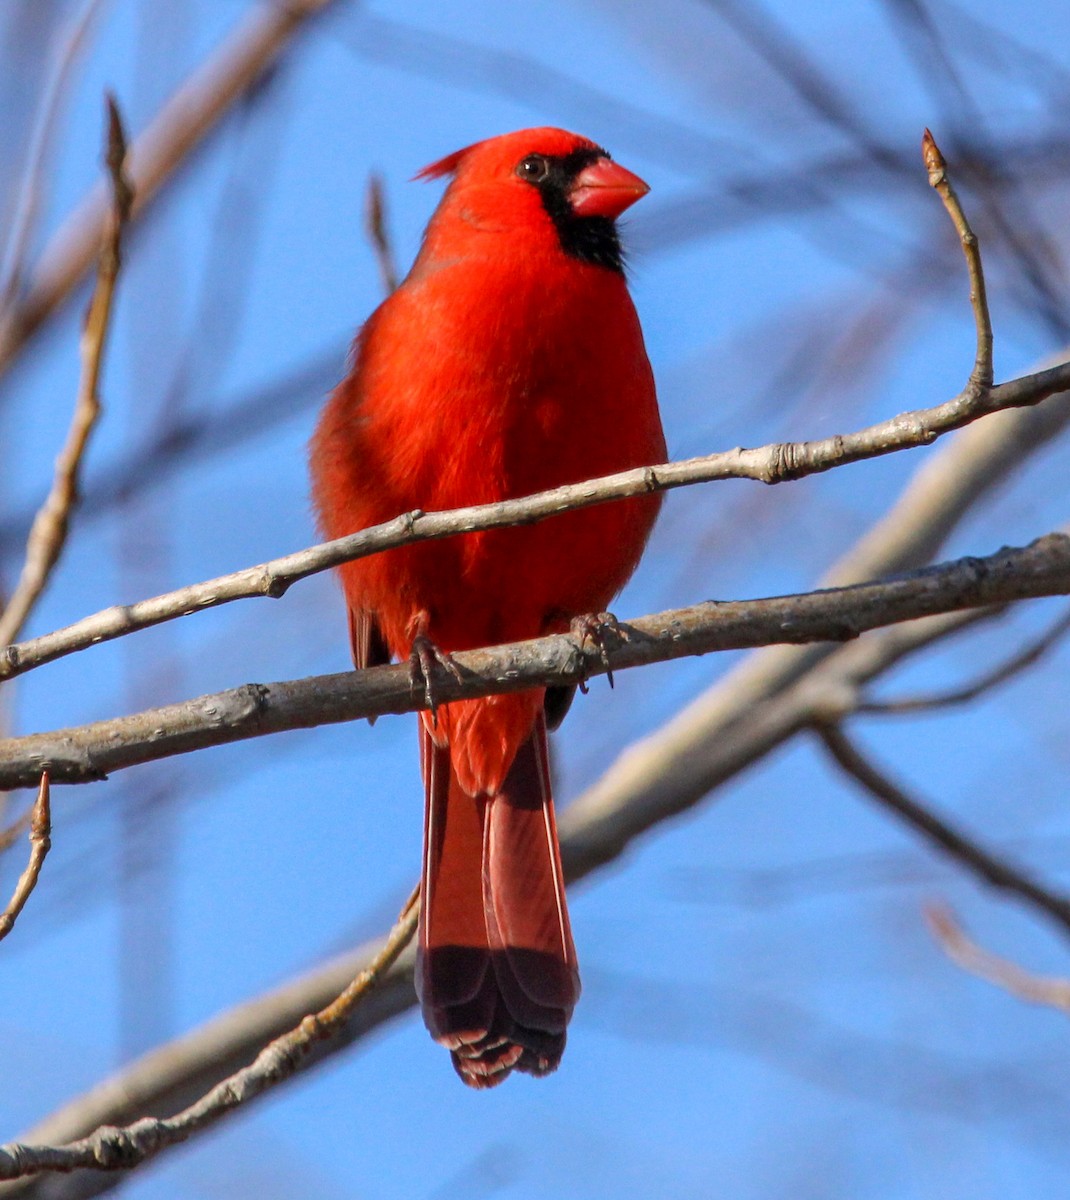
[310,128,665,1087]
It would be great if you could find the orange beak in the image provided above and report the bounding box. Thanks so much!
[568,158,650,220]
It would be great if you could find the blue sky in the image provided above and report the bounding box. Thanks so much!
[3,1,1070,1197]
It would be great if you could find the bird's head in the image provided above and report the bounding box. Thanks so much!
[415,128,649,273]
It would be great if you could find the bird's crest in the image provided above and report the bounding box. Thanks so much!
[414,143,474,182]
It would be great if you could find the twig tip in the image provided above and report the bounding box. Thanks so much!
[104,92,127,163]
[921,128,945,177]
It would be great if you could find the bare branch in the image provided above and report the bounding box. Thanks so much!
[0,774,51,943]
[927,903,1070,1013]
[858,604,1070,714]
[0,532,1068,791]
[816,724,1070,938]
[0,96,131,649]
[0,342,344,558]
[923,128,994,389]
[554,365,1070,887]
[0,887,418,1182]
[364,173,398,295]
[0,0,339,379]
[4,356,1070,684]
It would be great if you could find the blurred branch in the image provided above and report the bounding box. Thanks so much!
[1,531,1069,790]
[702,0,904,176]
[0,342,344,560]
[0,0,339,380]
[0,886,418,1183]
[816,724,1070,937]
[927,903,1070,1013]
[342,13,745,176]
[364,174,398,295]
[5,353,1070,683]
[886,0,1070,340]
[0,773,50,944]
[858,604,1070,714]
[0,0,107,314]
[0,97,131,650]
[0,810,31,856]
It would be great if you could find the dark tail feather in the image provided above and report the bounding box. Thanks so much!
[416,713,580,1088]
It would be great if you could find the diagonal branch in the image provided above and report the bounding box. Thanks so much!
[0,886,418,1182]
[857,603,1070,714]
[0,531,1068,791]
[0,96,131,650]
[926,903,1070,1013]
[815,723,1070,938]
[0,774,51,943]
[3,356,1070,684]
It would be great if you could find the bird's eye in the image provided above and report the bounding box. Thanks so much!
[516,154,549,183]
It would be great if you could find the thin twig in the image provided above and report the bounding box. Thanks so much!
[1,531,1069,791]
[816,723,1070,938]
[0,774,51,943]
[0,96,132,649]
[3,355,1070,685]
[858,604,1070,714]
[923,127,994,390]
[926,903,1070,1013]
[0,885,418,1180]
[364,174,398,295]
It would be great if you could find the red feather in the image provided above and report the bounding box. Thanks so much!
[310,127,665,1085]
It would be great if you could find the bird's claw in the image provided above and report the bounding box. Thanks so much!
[409,633,463,721]
[570,611,624,689]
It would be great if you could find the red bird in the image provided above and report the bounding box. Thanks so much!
[310,128,665,1087]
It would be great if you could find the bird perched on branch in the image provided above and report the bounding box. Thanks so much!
[310,127,665,1087]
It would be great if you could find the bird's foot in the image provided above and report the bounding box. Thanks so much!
[570,611,625,691]
[409,633,463,722]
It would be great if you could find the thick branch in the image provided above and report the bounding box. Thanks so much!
[0,533,1068,791]
[4,358,1070,684]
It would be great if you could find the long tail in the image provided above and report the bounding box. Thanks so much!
[416,710,580,1088]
